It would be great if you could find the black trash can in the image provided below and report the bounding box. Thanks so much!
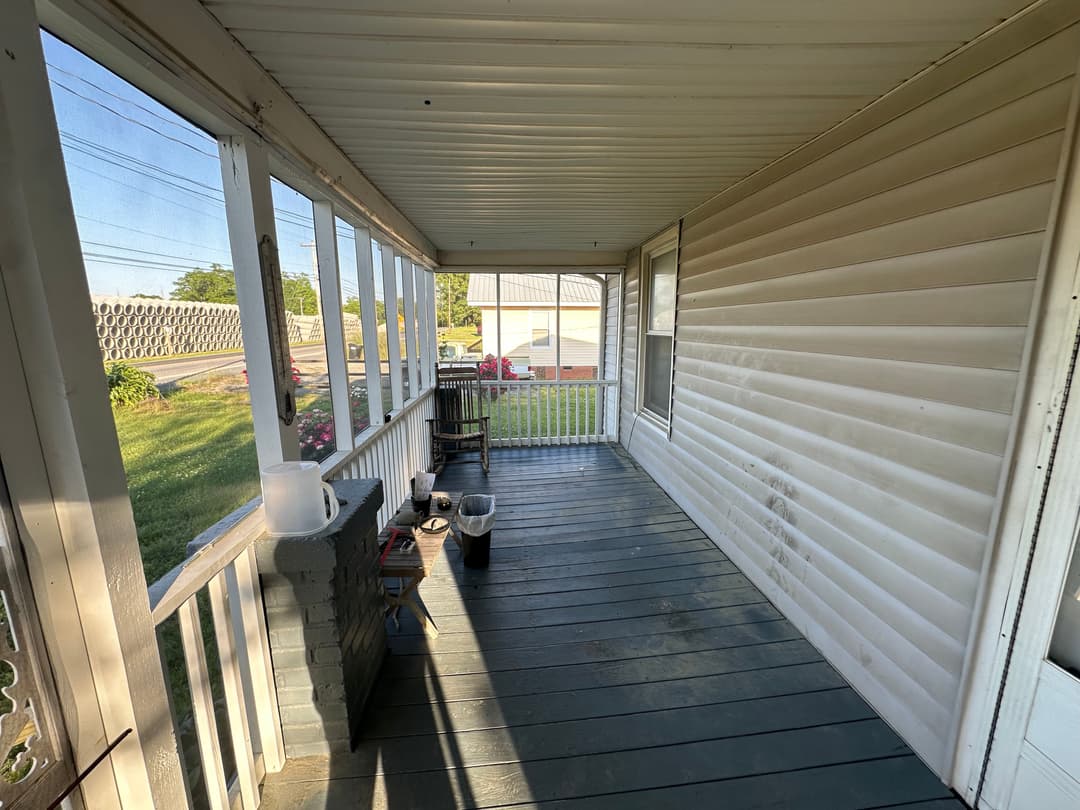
[457,494,496,569]
[461,530,492,569]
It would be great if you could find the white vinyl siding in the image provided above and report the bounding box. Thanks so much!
[618,18,1080,777]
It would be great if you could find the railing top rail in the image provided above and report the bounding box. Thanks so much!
[147,386,435,625]
[148,502,263,625]
[480,379,617,386]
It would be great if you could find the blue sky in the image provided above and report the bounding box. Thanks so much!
[42,29,381,304]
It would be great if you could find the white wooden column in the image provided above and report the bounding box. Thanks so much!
[416,265,433,390]
[400,259,420,397]
[0,3,186,805]
[353,226,384,428]
[219,134,300,466]
[381,243,404,411]
[428,270,439,369]
[313,200,354,454]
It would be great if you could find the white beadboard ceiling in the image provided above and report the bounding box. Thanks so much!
[201,0,1033,252]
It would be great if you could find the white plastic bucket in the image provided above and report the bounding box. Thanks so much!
[261,461,339,537]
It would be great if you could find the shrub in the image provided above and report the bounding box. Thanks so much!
[478,354,517,382]
[296,408,335,460]
[106,361,160,407]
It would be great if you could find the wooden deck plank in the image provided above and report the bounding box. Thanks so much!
[361,661,849,738]
[382,618,797,678]
[262,445,961,809]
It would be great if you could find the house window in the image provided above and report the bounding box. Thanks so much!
[639,226,678,423]
[530,309,552,348]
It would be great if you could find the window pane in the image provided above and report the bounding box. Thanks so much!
[335,218,370,437]
[643,334,673,419]
[529,310,551,348]
[395,255,410,401]
[648,249,677,333]
[45,30,258,582]
[1049,538,1080,676]
[270,177,336,463]
[495,273,552,380]
[44,31,252,791]
[411,264,423,383]
[440,272,482,366]
[372,242,394,414]
[558,274,602,381]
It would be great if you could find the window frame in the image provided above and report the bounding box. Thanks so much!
[636,224,680,430]
[529,308,553,349]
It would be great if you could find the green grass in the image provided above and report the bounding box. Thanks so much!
[483,386,602,440]
[114,380,261,585]
[439,326,481,346]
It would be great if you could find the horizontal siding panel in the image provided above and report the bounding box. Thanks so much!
[672,385,996,533]
[677,281,1035,328]
[671,414,980,626]
[681,233,1044,309]
[682,129,1064,269]
[683,23,1080,235]
[675,369,1003,498]
[670,419,970,668]
[681,183,1055,288]
[620,23,1076,777]
[681,79,1072,252]
[676,326,1027,374]
[630,422,954,767]
[676,354,1012,455]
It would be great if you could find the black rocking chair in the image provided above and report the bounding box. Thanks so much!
[428,365,490,474]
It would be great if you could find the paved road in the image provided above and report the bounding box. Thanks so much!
[134,344,328,386]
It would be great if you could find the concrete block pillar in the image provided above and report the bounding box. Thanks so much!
[255,479,385,757]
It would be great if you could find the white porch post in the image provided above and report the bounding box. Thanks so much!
[0,2,186,805]
[381,244,404,411]
[219,134,300,467]
[313,201,354,454]
[353,227,384,428]
[400,259,420,397]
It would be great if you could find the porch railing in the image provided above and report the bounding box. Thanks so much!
[146,389,433,809]
[481,379,617,447]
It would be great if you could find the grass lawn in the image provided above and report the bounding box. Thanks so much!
[114,378,261,585]
[438,325,481,346]
[484,385,604,440]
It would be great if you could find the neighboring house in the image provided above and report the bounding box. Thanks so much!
[467,274,601,379]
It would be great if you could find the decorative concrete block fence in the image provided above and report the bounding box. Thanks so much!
[91,296,357,362]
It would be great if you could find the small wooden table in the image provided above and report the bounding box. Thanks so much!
[379,491,460,638]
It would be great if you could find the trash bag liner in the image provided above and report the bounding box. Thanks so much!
[457,494,496,535]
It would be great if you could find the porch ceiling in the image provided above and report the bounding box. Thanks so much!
[201,0,1031,252]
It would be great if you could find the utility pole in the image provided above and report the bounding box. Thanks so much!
[302,240,321,316]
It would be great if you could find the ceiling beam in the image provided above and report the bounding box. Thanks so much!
[437,249,626,272]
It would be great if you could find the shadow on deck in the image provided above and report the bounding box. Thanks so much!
[261,444,963,809]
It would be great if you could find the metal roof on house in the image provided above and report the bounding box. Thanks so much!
[466,274,601,307]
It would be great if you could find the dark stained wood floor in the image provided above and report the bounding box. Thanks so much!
[261,445,965,809]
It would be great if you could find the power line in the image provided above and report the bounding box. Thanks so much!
[74,213,233,256]
[46,60,204,140]
[49,77,219,159]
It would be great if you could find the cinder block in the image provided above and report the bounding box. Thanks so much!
[257,478,386,758]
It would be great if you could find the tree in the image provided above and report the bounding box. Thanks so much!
[343,296,388,323]
[132,293,163,299]
[281,273,318,316]
[171,264,236,303]
[435,273,479,328]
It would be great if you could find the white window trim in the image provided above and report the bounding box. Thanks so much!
[636,224,680,430]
